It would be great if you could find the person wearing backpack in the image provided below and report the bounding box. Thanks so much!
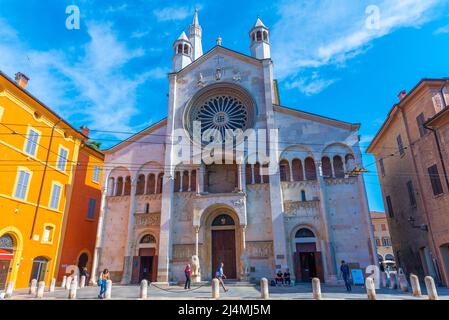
[97,269,110,299]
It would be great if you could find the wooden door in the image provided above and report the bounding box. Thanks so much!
[131,256,140,284]
[293,252,302,283]
[0,260,11,289]
[314,252,324,282]
[212,230,236,279]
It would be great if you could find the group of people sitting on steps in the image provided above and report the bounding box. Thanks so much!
[274,268,292,286]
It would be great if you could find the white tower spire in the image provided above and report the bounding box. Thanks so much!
[188,8,203,60]
[172,32,192,72]
[249,17,271,59]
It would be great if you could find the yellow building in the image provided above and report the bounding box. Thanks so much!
[0,71,85,290]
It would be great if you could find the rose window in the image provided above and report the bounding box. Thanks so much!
[192,95,249,138]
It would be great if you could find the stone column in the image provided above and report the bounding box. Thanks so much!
[330,158,335,178]
[179,171,183,192]
[195,226,200,257]
[90,186,109,285]
[301,159,306,181]
[241,225,247,252]
[289,161,294,182]
[250,164,255,185]
[197,165,205,193]
[154,174,158,194]
[121,177,138,284]
[188,170,192,192]
[237,164,244,191]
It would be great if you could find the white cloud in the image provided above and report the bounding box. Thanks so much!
[271,0,444,94]
[285,72,337,95]
[0,20,154,135]
[434,23,449,34]
[153,6,192,22]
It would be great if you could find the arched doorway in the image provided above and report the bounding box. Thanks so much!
[29,256,49,283]
[131,234,158,284]
[293,228,324,282]
[77,252,89,273]
[211,214,237,279]
[0,234,14,289]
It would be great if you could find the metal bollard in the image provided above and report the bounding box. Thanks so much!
[211,278,220,299]
[410,274,421,297]
[36,281,45,298]
[29,279,37,295]
[80,275,86,288]
[5,282,14,298]
[424,276,439,300]
[365,277,377,300]
[104,280,112,299]
[312,277,322,300]
[260,278,269,299]
[49,278,56,292]
[140,279,148,299]
[61,275,67,288]
[66,276,72,290]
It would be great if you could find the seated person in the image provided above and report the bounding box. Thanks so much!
[275,270,284,285]
[283,269,291,286]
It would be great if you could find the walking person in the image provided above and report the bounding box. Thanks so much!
[215,262,229,292]
[340,260,352,292]
[184,264,191,290]
[97,269,110,299]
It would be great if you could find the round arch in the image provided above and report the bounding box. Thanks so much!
[0,226,24,288]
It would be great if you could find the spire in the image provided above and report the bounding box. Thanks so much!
[249,16,270,59]
[254,17,266,28]
[188,8,203,60]
[192,7,199,25]
[178,31,189,41]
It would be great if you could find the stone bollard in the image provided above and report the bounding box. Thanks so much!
[211,278,220,299]
[389,273,397,290]
[398,269,408,292]
[68,280,77,299]
[61,275,67,288]
[80,275,86,288]
[5,282,14,298]
[380,272,388,288]
[36,281,45,298]
[424,276,439,300]
[66,276,72,290]
[104,280,112,299]
[410,274,421,297]
[260,278,269,299]
[365,277,377,300]
[29,279,37,295]
[312,277,322,300]
[49,278,56,292]
[140,280,148,299]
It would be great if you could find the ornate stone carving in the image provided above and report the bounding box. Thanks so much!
[323,177,357,186]
[191,255,201,282]
[134,213,160,227]
[197,73,205,88]
[233,199,245,207]
[284,200,319,217]
[172,244,198,263]
[246,241,273,260]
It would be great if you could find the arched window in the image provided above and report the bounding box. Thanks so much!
[256,31,262,41]
[108,177,115,196]
[182,171,189,191]
[144,203,150,214]
[190,170,197,192]
[29,256,49,283]
[262,163,270,183]
[254,163,261,184]
[136,174,145,195]
[321,157,332,178]
[0,234,14,251]
[292,159,304,181]
[157,173,164,193]
[174,171,181,192]
[124,176,131,195]
[177,44,183,54]
[333,155,345,178]
[183,44,189,55]
[385,254,394,261]
[295,228,315,238]
[245,164,252,185]
[345,154,355,171]
[212,214,235,226]
[301,190,306,202]
[305,158,317,180]
[279,160,290,182]
[140,234,156,244]
[115,177,123,196]
[146,174,155,195]
[263,31,268,41]
[378,254,384,262]
[252,33,256,41]
[77,253,88,271]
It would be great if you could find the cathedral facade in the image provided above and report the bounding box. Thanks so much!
[91,11,377,285]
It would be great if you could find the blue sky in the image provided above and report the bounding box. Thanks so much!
[1,0,449,212]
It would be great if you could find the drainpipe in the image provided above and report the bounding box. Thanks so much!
[30,119,61,239]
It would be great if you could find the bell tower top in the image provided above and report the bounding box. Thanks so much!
[249,17,270,59]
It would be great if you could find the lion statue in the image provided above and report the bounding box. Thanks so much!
[191,255,201,283]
